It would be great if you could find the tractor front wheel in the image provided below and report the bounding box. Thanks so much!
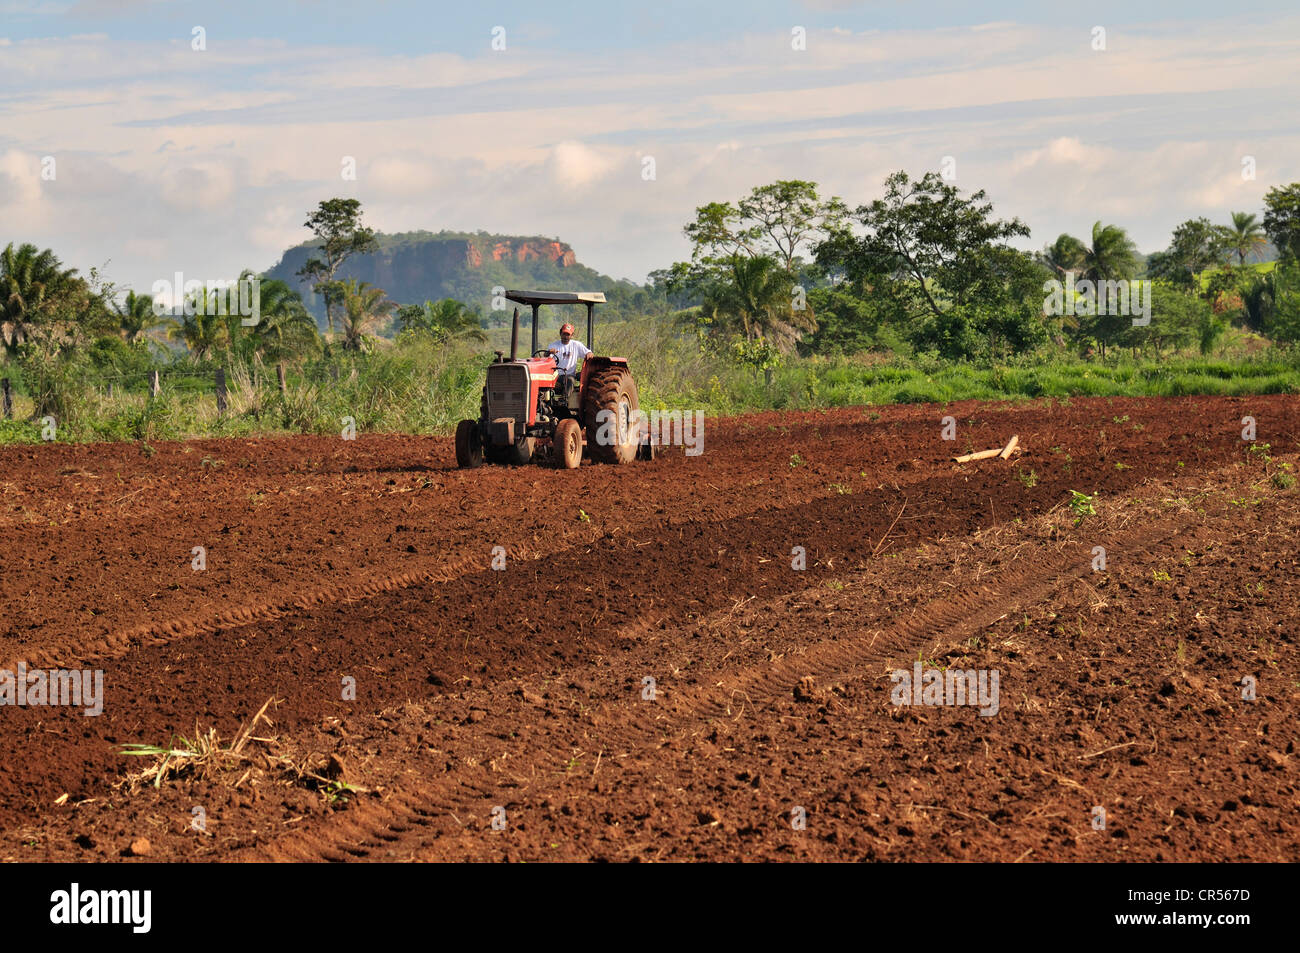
[507,434,535,466]
[487,431,534,466]
[583,366,640,465]
[455,419,483,468]
[555,418,582,469]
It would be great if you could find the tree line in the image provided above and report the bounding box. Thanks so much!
[6,179,1300,404]
[654,175,1300,364]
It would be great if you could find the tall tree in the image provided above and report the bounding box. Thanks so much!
[735,181,849,274]
[671,180,844,350]
[297,199,379,336]
[682,180,846,276]
[813,170,1039,359]
[1262,184,1300,263]
[1146,217,1230,288]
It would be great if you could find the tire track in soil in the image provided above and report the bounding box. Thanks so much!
[5,434,972,670]
[2,551,486,675]
[2,454,970,677]
[1,544,570,675]
[0,463,1018,834]
[238,509,1200,862]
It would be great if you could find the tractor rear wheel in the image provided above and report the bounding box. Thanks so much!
[455,419,483,468]
[555,418,582,469]
[583,365,640,465]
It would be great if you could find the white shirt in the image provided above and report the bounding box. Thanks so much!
[548,338,592,376]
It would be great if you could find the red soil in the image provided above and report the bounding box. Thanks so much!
[0,394,1296,861]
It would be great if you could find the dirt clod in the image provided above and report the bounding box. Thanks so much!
[793,676,818,703]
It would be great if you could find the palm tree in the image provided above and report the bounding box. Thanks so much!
[114,290,162,345]
[1039,233,1086,279]
[337,279,395,351]
[0,242,79,357]
[1224,211,1268,266]
[165,288,228,360]
[702,254,812,352]
[1080,221,1139,281]
[399,298,487,343]
[248,278,321,363]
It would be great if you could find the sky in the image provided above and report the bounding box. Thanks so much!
[2,0,1298,294]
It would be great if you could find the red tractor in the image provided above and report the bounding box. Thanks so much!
[454,290,652,469]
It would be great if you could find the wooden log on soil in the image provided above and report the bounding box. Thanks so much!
[954,435,1021,464]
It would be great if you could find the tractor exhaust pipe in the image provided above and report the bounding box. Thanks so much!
[510,308,519,361]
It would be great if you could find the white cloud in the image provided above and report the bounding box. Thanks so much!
[158,162,236,210]
[546,140,618,190]
[0,149,44,206]
[3,14,1299,287]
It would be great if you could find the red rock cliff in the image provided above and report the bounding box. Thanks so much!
[490,240,575,267]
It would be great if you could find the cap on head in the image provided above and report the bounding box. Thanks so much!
[560,323,575,336]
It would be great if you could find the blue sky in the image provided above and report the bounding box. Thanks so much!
[2,0,1298,294]
[4,1,1294,50]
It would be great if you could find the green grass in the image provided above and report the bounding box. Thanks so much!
[3,317,1298,445]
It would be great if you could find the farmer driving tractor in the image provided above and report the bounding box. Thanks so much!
[548,322,592,400]
[548,323,592,376]
[455,289,651,470]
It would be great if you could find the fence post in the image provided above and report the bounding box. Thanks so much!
[276,363,287,394]
[1,378,11,419]
[107,382,114,399]
[215,368,227,416]
[149,370,160,397]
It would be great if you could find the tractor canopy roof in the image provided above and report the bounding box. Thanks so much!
[505,290,606,307]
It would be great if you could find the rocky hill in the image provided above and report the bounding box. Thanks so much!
[263,230,631,325]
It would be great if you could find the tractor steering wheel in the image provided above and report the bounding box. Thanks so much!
[534,348,554,358]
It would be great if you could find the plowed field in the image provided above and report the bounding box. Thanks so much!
[1,394,1297,861]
